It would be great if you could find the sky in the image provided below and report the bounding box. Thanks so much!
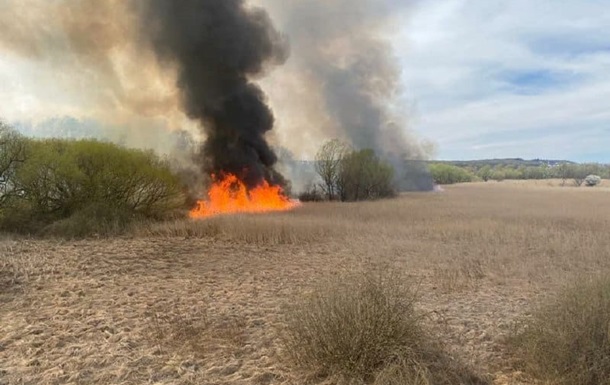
[0,0,608,163]
[399,0,610,162]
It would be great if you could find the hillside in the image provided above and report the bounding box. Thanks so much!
[431,158,575,168]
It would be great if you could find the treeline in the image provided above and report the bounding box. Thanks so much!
[441,158,568,168]
[0,123,185,236]
[429,162,610,186]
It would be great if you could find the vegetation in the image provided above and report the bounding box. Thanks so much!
[429,163,476,184]
[436,158,570,169]
[297,183,325,202]
[510,275,610,385]
[0,122,27,206]
[314,139,350,200]
[281,268,485,384]
[338,149,395,201]
[4,182,610,384]
[0,125,185,236]
[428,158,609,185]
[314,140,396,201]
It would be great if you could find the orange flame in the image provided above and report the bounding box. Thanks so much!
[189,173,300,219]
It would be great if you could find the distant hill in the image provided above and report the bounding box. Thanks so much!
[430,158,576,168]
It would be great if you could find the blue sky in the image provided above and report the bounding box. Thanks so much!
[398,0,610,162]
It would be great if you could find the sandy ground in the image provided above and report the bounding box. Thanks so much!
[2,182,610,384]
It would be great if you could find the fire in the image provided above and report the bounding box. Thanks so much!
[189,173,300,219]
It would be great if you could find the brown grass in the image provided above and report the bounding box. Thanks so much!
[509,274,610,385]
[1,181,610,384]
[281,267,487,384]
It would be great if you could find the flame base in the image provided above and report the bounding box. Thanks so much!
[189,174,300,219]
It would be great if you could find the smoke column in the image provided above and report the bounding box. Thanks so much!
[0,0,434,190]
[260,0,434,190]
[136,0,289,188]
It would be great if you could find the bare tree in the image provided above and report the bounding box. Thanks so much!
[315,139,350,200]
[0,122,27,206]
[555,163,570,186]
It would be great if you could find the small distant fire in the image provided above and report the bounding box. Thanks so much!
[189,174,300,219]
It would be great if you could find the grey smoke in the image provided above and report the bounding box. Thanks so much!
[261,0,434,190]
[0,0,434,191]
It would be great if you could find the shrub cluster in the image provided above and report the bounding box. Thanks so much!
[432,161,609,185]
[315,140,396,201]
[429,163,476,185]
[0,126,185,236]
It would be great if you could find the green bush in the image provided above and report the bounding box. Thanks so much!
[509,275,610,385]
[337,149,396,201]
[521,166,548,180]
[429,164,476,185]
[0,138,186,236]
[476,165,493,181]
[281,268,486,384]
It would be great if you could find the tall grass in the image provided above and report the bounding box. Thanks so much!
[137,212,334,245]
[509,275,610,385]
[134,184,610,287]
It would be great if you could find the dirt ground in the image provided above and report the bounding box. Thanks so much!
[2,181,610,384]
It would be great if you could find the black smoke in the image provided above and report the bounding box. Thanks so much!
[137,0,289,188]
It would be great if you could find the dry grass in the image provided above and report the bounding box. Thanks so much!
[509,274,610,385]
[137,212,334,245]
[1,181,610,384]
[281,267,487,384]
[139,181,610,285]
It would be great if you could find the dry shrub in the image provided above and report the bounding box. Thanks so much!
[281,268,487,384]
[509,275,610,385]
[299,184,325,202]
[140,218,222,238]
[42,202,134,238]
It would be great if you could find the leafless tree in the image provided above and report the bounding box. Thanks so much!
[0,122,27,206]
[315,139,350,200]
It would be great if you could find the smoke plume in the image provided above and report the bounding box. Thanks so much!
[259,0,434,190]
[0,0,434,191]
[0,0,192,153]
[136,0,288,188]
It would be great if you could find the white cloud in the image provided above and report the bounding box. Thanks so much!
[2,1,608,162]
[398,0,610,161]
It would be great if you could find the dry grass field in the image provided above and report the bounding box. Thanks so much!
[2,180,610,384]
